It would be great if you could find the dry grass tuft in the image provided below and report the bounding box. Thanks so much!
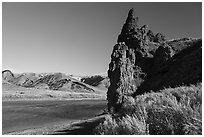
[94,83,202,135]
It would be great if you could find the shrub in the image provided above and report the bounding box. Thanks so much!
[93,114,148,135]
[94,84,202,135]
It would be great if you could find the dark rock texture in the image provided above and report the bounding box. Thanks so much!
[107,9,202,112]
[107,9,159,112]
[135,38,202,95]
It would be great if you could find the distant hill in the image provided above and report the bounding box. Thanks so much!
[81,75,110,91]
[2,71,106,94]
[2,70,15,82]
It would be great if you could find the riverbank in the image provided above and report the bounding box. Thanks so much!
[2,88,106,101]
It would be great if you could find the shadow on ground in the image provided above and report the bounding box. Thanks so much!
[51,115,106,135]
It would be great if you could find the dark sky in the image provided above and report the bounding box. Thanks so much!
[2,2,202,75]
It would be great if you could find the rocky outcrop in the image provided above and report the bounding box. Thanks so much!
[107,8,159,112]
[2,70,15,82]
[134,38,202,95]
[107,9,202,112]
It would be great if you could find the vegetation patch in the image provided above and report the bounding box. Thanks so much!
[94,83,202,135]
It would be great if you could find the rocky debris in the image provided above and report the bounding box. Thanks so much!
[107,8,202,112]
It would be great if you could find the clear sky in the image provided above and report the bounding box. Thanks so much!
[2,2,202,75]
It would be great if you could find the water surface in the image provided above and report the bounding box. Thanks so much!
[2,99,107,134]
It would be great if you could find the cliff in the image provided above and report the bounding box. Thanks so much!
[107,8,202,112]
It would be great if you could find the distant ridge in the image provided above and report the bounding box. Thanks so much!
[2,70,107,93]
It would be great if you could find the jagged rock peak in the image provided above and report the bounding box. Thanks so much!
[120,8,139,37]
[118,8,167,45]
[108,9,154,112]
[125,8,139,28]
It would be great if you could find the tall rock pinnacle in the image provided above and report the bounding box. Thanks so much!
[107,9,152,112]
[107,9,201,113]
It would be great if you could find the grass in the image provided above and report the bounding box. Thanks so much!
[2,88,106,101]
[93,113,148,135]
[94,83,202,135]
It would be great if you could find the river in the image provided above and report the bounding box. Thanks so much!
[2,99,107,134]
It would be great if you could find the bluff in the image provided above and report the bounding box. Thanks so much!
[107,8,202,112]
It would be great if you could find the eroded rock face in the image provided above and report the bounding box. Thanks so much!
[107,43,138,112]
[107,9,159,112]
[135,39,202,95]
[107,9,202,112]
